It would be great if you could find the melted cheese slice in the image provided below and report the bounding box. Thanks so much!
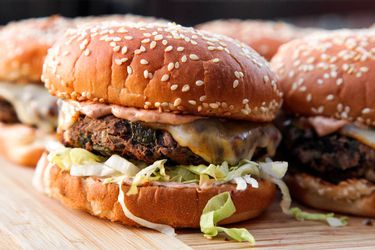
[155,119,280,165]
[341,124,375,150]
[59,100,281,165]
[0,82,57,132]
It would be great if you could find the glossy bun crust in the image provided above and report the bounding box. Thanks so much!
[42,22,282,122]
[44,165,276,228]
[0,16,72,83]
[196,19,314,60]
[272,29,375,126]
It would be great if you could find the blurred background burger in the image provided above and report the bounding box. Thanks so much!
[272,29,375,217]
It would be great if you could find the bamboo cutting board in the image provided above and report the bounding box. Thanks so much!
[1,159,375,249]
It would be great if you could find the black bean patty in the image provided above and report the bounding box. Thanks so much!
[62,115,207,165]
[280,118,375,183]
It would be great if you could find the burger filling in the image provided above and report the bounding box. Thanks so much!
[0,97,19,123]
[35,100,346,242]
[0,82,57,132]
[280,116,375,184]
[59,100,282,166]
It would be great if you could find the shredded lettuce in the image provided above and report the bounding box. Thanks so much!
[127,159,169,195]
[47,143,348,243]
[289,208,348,227]
[117,177,176,236]
[200,192,255,244]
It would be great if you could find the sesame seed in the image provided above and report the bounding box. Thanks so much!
[150,41,157,49]
[161,74,169,82]
[209,103,219,109]
[127,66,133,75]
[148,72,153,79]
[199,95,206,102]
[233,80,239,88]
[189,54,199,60]
[154,34,163,41]
[306,94,312,102]
[174,98,182,107]
[167,62,174,71]
[336,78,344,86]
[124,36,133,40]
[234,71,241,79]
[362,108,371,114]
[188,100,196,105]
[208,46,215,51]
[195,80,204,86]
[115,58,128,65]
[175,62,180,68]
[300,86,307,92]
[317,79,324,85]
[182,84,190,92]
[241,109,250,115]
[144,70,149,79]
[170,84,178,91]
[360,66,369,72]
[242,99,249,104]
[141,38,150,44]
[121,46,128,54]
[165,46,173,52]
[145,101,151,106]
[140,59,149,65]
[263,75,270,83]
[326,94,334,101]
[83,48,90,56]
[212,58,220,63]
[113,46,121,52]
[177,47,184,52]
[181,55,187,62]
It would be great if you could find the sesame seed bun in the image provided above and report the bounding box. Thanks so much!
[42,22,282,122]
[42,163,276,228]
[286,172,375,217]
[271,29,375,126]
[196,19,318,61]
[0,16,72,83]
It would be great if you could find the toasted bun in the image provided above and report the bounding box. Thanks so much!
[0,123,48,167]
[286,172,375,217]
[42,164,275,228]
[42,22,282,122]
[196,20,316,60]
[271,29,375,126]
[0,16,72,83]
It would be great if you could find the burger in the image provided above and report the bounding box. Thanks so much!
[0,16,72,166]
[271,29,375,217]
[196,19,320,61]
[0,15,166,167]
[35,21,287,241]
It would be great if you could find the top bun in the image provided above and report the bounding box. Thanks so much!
[196,19,317,61]
[0,16,72,83]
[42,22,282,122]
[271,29,375,126]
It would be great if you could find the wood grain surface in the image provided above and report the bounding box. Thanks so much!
[1,159,375,249]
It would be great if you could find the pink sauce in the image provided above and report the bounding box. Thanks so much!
[73,101,203,125]
[308,116,349,136]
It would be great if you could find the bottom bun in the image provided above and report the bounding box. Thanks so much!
[40,161,276,228]
[0,123,50,167]
[286,172,375,217]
